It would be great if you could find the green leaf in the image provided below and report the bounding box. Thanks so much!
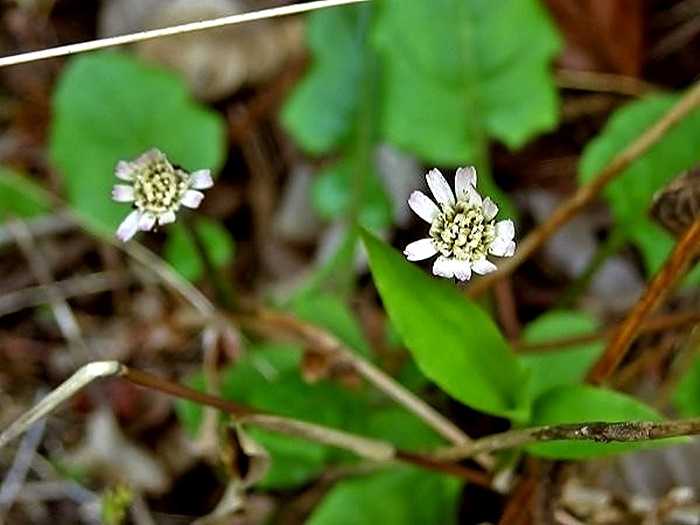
[291,291,372,359]
[281,5,367,154]
[527,385,667,459]
[673,355,700,417]
[311,159,392,230]
[307,467,460,525]
[0,168,52,218]
[579,94,700,284]
[50,51,225,232]
[361,230,529,420]
[163,217,235,282]
[518,311,603,403]
[373,0,561,163]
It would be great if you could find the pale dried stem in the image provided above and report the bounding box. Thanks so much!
[0,361,490,483]
[0,0,370,68]
[236,308,494,467]
[467,80,700,298]
[0,271,130,317]
[437,418,700,462]
[6,218,91,363]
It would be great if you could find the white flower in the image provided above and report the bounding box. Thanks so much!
[403,167,516,281]
[112,148,213,242]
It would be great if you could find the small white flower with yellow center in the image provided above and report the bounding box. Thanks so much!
[111,148,213,242]
[404,167,515,281]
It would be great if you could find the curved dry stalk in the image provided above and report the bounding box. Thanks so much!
[0,0,369,68]
[436,417,700,462]
[235,309,484,456]
[587,219,700,384]
[0,361,489,484]
[467,79,700,299]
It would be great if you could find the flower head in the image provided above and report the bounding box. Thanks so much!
[404,167,515,281]
[111,148,213,242]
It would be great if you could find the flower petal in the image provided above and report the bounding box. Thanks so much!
[472,258,497,275]
[408,191,440,223]
[116,210,140,242]
[482,197,498,221]
[432,256,455,279]
[138,212,156,231]
[495,219,515,242]
[404,238,437,261]
[115,161,135,181]
[452,260,472,281]
[464,184,482,207]
[455,166,477,201]
[489,236,510,257]
[426,169,455,207]
[158,210,176,225]
[136,148,165,166]
[190,169,213,190]
[181,190,204,209]
[111,184,134,202]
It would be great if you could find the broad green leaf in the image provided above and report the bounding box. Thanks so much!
[291,291,372,359]
[519,311,603,403]
[311,158,392,230]
[373,0,561,163]
[363,407,442,450]
[281,5,367,154]
[579,94,700,284]
[50,51,225,232]
[673,355,700,417]
[307,467,460,525]
[0,168,52,218]
[527,385,667,459]
[361,230,529,420]
[164,217,235,282]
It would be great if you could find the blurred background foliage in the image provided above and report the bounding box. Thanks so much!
[1,0,700,523]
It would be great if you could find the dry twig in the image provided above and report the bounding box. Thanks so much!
[587,219,700,383]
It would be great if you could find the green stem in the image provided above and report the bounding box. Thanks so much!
[181,215,237,311]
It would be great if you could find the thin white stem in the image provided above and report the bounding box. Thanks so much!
[0,361,123,450]
[0,0,370,68]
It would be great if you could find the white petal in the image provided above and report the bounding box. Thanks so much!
[190,169,213,189]
[495,219,515,242]
[464,184,483,207]
[111,184,134,202]
[115,161,134,181]
[489,236,510,257]
[138,212,156,231]
[482,197,498,221]
[116,210,140,242]
[455,166,477,201]
[136,148,164,166]
[432,256,455,279]
[452,260,472,281]
[426,169,455,207]
[404,238,437,261]
[408,191,440,223]
[158,210,176,225]
[502,241,516,257]
[181,190,204,209]
[472,258,498,275]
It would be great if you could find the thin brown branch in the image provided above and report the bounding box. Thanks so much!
[0,361,490,485]
[556,69,659,97]
[587,219,700,384]
[466,80,700,299]
[513,310,700,353]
